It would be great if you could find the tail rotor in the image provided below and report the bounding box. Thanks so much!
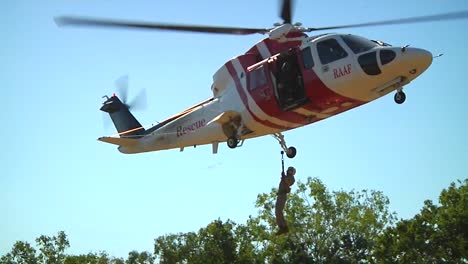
[101,76,147,137]
[115,75,147,112]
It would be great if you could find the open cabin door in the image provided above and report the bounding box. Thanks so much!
[273,48,307,110]
[246,48,308,113]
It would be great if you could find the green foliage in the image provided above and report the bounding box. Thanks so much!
[1,241,37,264]
[249,177,396,263]
[64,251,114,264]
[63,251,139,264]
[2,178,466,263]
[375,179,468,262]
[0,231,69,264]
[0,232,152,264]
[154,219,246,264]
[153,177,396,263]
[35,231,69,263]
[125,250,154,264]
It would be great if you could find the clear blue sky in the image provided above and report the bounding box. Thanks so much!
[1,0,467,258]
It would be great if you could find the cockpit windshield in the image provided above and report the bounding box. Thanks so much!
[372,40,392,47]
[341,34,379,54]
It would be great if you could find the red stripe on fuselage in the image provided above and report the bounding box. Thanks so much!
[231,35,367,131]
[300,68,365,115]
[236,56,311,126]
[226,61,287,130]
[246,36,366,120]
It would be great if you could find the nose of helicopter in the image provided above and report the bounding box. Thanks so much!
[402,47,433,77]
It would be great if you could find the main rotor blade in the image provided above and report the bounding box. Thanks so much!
[306,10,468,32]
[280,0,293,24]
[55,16,269,35]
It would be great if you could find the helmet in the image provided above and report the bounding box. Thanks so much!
[287,166,296,176]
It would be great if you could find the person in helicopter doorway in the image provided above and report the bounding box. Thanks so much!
[275,166,296,235]
[278,60,294,103]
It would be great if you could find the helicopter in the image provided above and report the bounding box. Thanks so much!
[55,1,468,158]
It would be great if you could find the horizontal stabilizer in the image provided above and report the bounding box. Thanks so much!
[98,136,138,147]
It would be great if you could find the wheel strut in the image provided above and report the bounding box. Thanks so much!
[272,133,297,158]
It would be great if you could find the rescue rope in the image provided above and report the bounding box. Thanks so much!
[281,150,285,174]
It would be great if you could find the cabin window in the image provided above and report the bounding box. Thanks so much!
[341,34,378,54]
[358,51,381,75]
[380,50,396,65]
[316,38,348,65]
[301,46,314,69]
[249,65,267,90]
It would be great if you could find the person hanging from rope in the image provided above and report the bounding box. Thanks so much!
[275,151,296,236]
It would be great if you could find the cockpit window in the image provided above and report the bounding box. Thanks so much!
[301,46,314,69]
[372,40,392,47]
[316,38,348,65]
[380,50,396,65]
[249,65,267,90]
[341,35,379,54]
[358,51,381,76]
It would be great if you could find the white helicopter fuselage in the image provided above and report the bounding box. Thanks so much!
[102,33,432,155]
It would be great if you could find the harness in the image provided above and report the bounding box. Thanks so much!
[280,151,295,190]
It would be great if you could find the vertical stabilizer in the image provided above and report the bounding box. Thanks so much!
[100,95,145,137]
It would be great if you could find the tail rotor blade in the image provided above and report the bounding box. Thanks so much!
[113,75,147,111]
[115,75,129,104]
[128,88,147,111]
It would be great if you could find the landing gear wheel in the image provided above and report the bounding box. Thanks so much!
[286,147,297,159]
[227,137,238,149]
[394,91,406,104]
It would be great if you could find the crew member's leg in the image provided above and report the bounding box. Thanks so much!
[275,193,289,234]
